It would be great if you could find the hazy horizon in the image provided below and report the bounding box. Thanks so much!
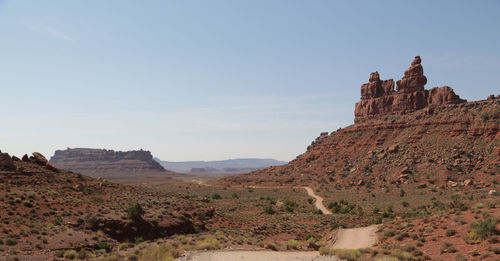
[1,1,499,161]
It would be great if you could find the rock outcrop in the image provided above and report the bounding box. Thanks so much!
[0,152,15,170]
[50,148,166,176]
[355,56,465,123]
[223,57,499,188]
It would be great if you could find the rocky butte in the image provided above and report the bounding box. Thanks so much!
[50,148,167,176]
[354,56,465,123]
[224,56,499,188]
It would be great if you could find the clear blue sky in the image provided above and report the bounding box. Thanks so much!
[1,1,499,161]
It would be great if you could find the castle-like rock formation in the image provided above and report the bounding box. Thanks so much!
[354,56,465,122]
[50,148,166,176]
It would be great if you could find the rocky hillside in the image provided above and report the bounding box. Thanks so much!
[224,57,499,189]
[50,148,168,176]
[0,151,213,259]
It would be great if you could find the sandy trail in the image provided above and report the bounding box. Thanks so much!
[331,225,378,249]
[179,250,338,261]
[303,187,332,215]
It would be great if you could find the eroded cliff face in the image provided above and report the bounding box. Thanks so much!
[50,148,166,175]
[354,56,465,123]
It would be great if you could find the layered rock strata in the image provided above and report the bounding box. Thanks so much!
[50,148,166,175]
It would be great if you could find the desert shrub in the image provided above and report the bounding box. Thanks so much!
[333,249,361,260]
[488,245,500,254]
[102,253,122,261]
[212,193,221,200]
[128,255,139,261]
[381,229,395,239]
[134,237,144,244]
[395,232,409,241]
[126,203,145,222]
[196,237,220,250]
[449,195,468,211]
[400,244,416,253]
[374,257,398,261]
[402,201,410,207]
[63,250,77,260]
[390,249,416,260]
[54,250,65,257]
[231,193,239,199]
[138,243,177,261]
[284,200,298,213]
[446,228,457,236]
[286,239,299,250]
[259,240,279,251]
[319,247,360,260]
[319,246,335,256]
[96,242,111,253]
[76,250,89,259]
[264,205,275,214]
[23,200,33,208]
[5,238,17,246]
[470,217,498,239]
[87,216,99,228]
[455,253,467,261]
[440,242,457,253]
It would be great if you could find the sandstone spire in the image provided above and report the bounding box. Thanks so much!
[354,56,465,123]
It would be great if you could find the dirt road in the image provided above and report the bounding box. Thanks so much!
[179,250,338,261]
[331,225,378,249]
[303,187,332,215]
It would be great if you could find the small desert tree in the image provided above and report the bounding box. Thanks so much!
[126,203,145,222]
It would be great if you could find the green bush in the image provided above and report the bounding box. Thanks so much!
[63,250,77,260]
[260,240,279,251]
[264,205,275,214]
[196,237,220,250]
[96,241,111,252]
[319,247,360,261]
[212,193,221,200]
[138,243,178,261]
[470,217,498,239]
[126,203,145,222]
[286,239,299,250]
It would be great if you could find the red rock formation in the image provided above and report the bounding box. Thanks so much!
[396,56,427,93]
[355,56,465,123]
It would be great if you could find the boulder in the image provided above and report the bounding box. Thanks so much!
[32,152,48,166]
[388,145,399,153]
[46,162,58,172]
[463,179,473,186]
[0,153,15,170]
[22,154,30,162]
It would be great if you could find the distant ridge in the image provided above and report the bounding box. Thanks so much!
[154,158,287,174]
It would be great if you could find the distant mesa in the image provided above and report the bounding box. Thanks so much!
[50,148,167,177]
[155,158,287,175]
[354,56,465,123]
